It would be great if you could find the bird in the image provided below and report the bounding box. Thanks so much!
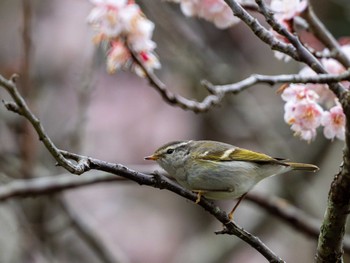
[145,140,319,220]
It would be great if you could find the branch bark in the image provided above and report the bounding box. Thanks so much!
[315,99,350,262]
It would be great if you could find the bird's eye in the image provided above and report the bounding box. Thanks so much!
[166,148,174,154]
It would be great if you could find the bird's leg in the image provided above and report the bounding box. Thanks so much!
[193,190,203,204]
[228,192,247,221]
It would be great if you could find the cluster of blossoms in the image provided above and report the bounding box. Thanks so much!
[268,0,346,141]
[281,45,349,141]
[87,0,160,76]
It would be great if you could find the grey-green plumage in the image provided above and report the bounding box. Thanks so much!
[145,140,318,200]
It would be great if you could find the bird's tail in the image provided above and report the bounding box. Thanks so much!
[285,162,319,172]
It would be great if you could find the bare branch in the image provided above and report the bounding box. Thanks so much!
[0,74,89,174]
[129,2,350,114]
[214,70,350,93]
[303,6,350,68]
[0,75,284,262]
[132,45,350,112]
[129,48,225,113]
[223,0,299,60]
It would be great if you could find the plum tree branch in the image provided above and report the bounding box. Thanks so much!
[249,1,350,262]
[131,46,350,112]
[0,74,89,174]
[0,74,284,263]
[303,5,350,68]
[254,0,347,99]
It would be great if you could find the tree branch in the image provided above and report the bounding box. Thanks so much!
[315,107,350,262]
[213,70,350,93]
[132,46,350,112]
[130,2,350,114]
[0,74,284,262]
[223,0,299,60]
[303,5,350,68]
[0,74,90,174]
[254,0,347,99]
[248,2,350,261]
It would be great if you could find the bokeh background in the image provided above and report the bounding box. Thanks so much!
[0,0,349,262]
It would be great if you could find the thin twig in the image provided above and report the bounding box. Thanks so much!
[0,74,89,174]
[214,70,350,93]
[129,48,224,113]
[132,47,350,112]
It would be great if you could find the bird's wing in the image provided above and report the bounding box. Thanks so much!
[196,144,286,165]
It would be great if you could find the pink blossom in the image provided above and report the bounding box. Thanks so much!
[87,2,125,38]
[321,58,345,75]
[167,0,240,29]
[281,84,319,103]
[322,105,345,140]
[87,0,160,76]
[299,67,336,104]
[341,44,350,59]
[126,16,157,52]
[284,100,324,141]
[321,56,350,89]
[270,0,307,21]
[106,41,131,73]
[133,51,161,77]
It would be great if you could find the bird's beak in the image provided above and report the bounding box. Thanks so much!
[144,154,159,161]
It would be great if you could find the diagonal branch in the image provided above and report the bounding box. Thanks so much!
[0,74,284,262]
[0,74,89,174]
